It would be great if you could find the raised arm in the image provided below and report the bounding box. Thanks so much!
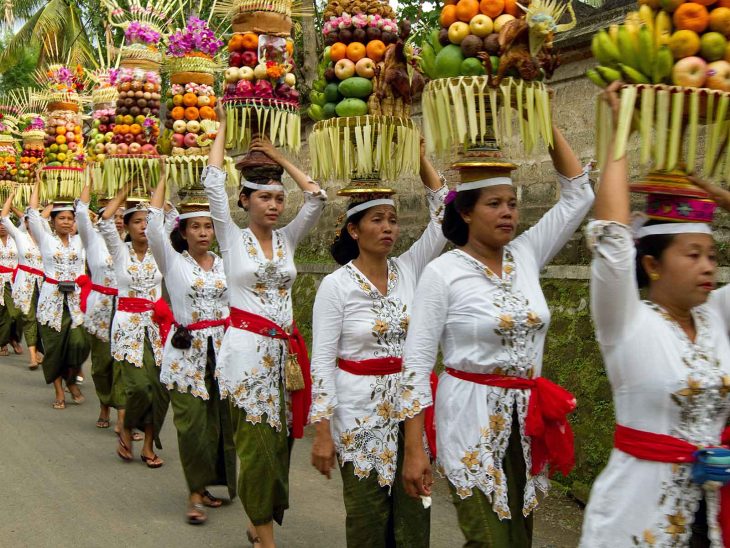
[309,274,345,479]
[26,176,48,245]
[249,137,319,194]
[98,184,128,260]
[1,189,23,242]
[75,178,98,249]
[208,102,227,169]
[146,169,176,275]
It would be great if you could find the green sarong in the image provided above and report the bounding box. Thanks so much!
[170,340,236,498]
[21,285,39,348]
[0,282,22,347]
[339,424,430,548]
[88,332,114,408]
[230,384,292,526]
[449,412,533,548]
[119,336,169,449]
[39,298,89,385]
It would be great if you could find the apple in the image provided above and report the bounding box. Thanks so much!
[229,52,242,67]
[123,133,134,144]
[701,32,728,62]
[186,120,201,133]
[469,14,494,37]
[68,142,78,151]
[706,60,730,91]
[672,56,708,87]
[128,142,142,154]
[197,96,211,106]
[253,63,268,80]
[104,132,114,142]
[238,66,255,81]
[94,143,105,154]
[355,58,376,78]
[106,143,117,154]
[285,72,296,87]
[335,58,356,80]
[494,14,516,32]
[225,67,240,82]
[183,133,198,147]
[173,120,188,134]
[448,21,470,45]
[141,144,156,155]
[134,134,146,145]
[170,133,185,148]
[241,51,258,68]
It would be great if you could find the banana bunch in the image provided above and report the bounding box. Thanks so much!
[587,5,673,88]
[419,28,442,80]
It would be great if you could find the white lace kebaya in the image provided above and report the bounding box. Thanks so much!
[0,216,42,315]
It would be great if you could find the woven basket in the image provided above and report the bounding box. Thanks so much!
[48,101,79,113]
[171,71,215,85]
[120,58,160,71]
[232,11,292,35]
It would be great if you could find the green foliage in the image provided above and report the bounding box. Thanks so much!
[0,36,40,94]
[396,0,440,45]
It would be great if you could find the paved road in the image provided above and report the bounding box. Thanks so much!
[0,352,581,547]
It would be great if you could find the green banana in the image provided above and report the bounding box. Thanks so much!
[617,26,641,71]
[420,42,437,79]
[592,30,621,65]
[429,28,443,55]
[596,65,622,83]
[586,68,608,88]
[638,26,656,79]
[653,46,674,84]
[620,63,650,84]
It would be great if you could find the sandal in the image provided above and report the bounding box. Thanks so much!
[141,453,164,468]
[131,431,143,442]
[186,502,207,525]
[52,400,65,410]
[11,341,22,355]
[247,530,262,546]
[201,490,223,508]
[70,393,85,405]
[96,417,111,429]
[28,362,39,371]
[0,347,9,357]
[116,437,133,462]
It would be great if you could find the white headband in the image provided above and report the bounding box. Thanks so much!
[242,181,285,193]
[178,211,211,221]
[456,177,513,192]
[123,205,149,217]
[98,207,106,215]
[636,222,713,239]
[346,199,396,219]
[51,205,74,213]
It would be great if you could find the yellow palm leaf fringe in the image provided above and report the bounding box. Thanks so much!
[224,102,301,154]
[165,155,238,189]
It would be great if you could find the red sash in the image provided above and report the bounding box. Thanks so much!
[615,424,730,545]
[0,264,17,283]
[229,306,310,439]
[17,264,44,278]
[338,356,439,457]
[445,368,576,477]
[117,296,175,343]
[186,318,229,331]
[75,275,118,313]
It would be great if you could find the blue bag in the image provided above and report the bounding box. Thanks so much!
[692,448,730,485]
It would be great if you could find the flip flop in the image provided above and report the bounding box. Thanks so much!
[11,341,22,355]
[201,491,223,508]
[186,503,207,525]
[0,347,9,357]
[96,417,111,429]
[116,437,133,462]
[70,394,85,405]
[141,453,164,468]
[52,400,65,410]
[247,530,262,546]
[28,362,39,371]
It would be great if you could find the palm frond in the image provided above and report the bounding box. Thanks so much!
[0,8,44,71]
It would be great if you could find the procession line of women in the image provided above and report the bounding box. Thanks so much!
[2,88,730,547]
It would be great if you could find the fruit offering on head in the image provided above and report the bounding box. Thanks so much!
[43,110,85,168]
[111,67,162,156]
[164,82,218,156]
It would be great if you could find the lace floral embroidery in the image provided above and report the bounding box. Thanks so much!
[37,235,85,330]
[12,240,42,315]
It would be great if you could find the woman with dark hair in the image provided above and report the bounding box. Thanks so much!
[203,101,325,548]
[75,177,119,430]
[579,85,730,547]
[1,191,44,369]
[146,172,235,525]
[400,121,594,546]
[99,164,177,467]
[309,142,447,547]
[0,199,22,358]
[27,175,88,409]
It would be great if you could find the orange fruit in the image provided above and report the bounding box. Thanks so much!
[480,0,505,18]
[184,107,200,121]
[455,0,480,21]
[228,34,245,52]
[171,106,185,120]
[240,33,258,50]
[199,106,216,120]
[710,6,730,35]
[330,42,347,62]
[286,39,294,56]
[366,40,387,62]
[673,2,710,32]
[504,0,523,17]
[182,93,198,107]
[440,4,458,27]
[346,42,366,62]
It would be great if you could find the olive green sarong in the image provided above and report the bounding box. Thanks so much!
[230,385,293,526]
[170,340,236,498]
[21,285,39,348]
[39,299,89,385]
[449,414,533,548]
[119,336,169,449]
[339,425,430,548]
[88,332,114,408]
[0,282,22,347]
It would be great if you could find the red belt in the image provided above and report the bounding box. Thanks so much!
[75,274,118,313]
[185,318,229,331]
[117,296,174,343]
[0,265,17,283]
[446,368,576,477]
[340,356,438,456]
[229,306,310,439]
[17,264,44,278]
[615,424,730,545]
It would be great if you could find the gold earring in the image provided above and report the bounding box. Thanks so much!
[649,272,660,281]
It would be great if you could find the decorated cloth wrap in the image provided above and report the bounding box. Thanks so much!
[445,368,576,477]
[614,424,730,546]
[75,274,118,313]
[229,306,310,439]
[116,296,175,344]
[339,356,438,457]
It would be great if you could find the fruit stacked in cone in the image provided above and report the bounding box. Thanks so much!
[110,69,161,157]
[87,69,119,163]
[0,131,17,188]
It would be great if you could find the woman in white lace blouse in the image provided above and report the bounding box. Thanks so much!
[400,122,594,547]
[203,101,326,548]
[309,142,447,547]
[146,172,235,526]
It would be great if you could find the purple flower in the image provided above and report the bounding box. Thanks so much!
[166,16,223,57]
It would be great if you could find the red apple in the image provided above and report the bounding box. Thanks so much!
[183,133,199,147]
[706,60,730,91]
[128,142,142,154]
[241,51,258,68]
[170,133,185,148]
[335,58,356,80]
[230,52,243,68]
[141,144,156,155]
[123,133,134,144]
[672,56,708,87]
[116,143,129,155]
[355,58,376,78]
